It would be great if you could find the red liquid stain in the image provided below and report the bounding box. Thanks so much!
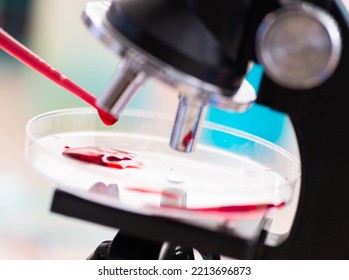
[125,186,285,218]
[125,186,180,199]
[63,146,143,169]
[0,28,117,126]
[185,202,285,213]
[161,202,286,220]
[182,130,193,149]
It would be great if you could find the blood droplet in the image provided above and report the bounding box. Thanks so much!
[97,109,118,126]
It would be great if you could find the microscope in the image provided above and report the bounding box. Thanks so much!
[45,0,349,259]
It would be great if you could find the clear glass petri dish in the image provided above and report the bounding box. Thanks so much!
[25,108,301,222]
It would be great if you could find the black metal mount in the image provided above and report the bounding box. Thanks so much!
[51,189,267,260]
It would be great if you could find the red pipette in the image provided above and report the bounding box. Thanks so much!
[0,28,117,125]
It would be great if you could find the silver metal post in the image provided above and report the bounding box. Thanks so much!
[170,94,207,153]
[96,58,147,117]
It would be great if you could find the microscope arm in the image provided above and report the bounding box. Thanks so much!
[256,0,349,259]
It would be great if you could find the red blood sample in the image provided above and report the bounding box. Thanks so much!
[182,130,193,149]
[63,146,143,169]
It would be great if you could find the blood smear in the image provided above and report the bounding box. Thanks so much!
[62,146,143,169]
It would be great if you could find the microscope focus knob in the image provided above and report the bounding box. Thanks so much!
[256,3,342,89]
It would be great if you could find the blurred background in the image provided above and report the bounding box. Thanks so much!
[0,0,347,259]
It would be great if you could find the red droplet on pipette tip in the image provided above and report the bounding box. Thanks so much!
[97,109,118,126]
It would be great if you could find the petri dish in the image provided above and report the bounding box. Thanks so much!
[25,108,301,222]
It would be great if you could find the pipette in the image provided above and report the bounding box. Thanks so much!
[0,27,117,125]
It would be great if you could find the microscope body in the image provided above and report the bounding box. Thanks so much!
[83,0,349,259]
[257,2,349,259]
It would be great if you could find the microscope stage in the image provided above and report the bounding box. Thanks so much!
[26,108,300,224]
